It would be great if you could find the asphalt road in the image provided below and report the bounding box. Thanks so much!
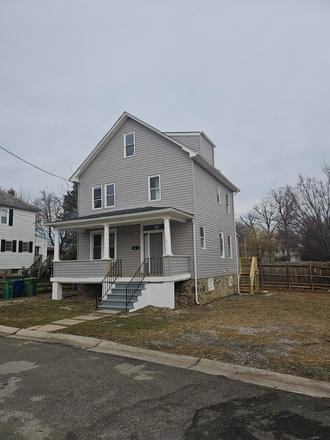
[0,335,330,440]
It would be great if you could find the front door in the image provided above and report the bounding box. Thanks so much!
[144,232,163,274]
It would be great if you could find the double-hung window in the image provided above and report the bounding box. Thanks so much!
[228,234,233,259]
[105,184,115,207]
[93,186,102,209]
[217,186,221,204]
[200,226,206,249]
[220,232,225,258]
[149,175,161,201]
[124,133,135,157]
[1,208,7,224]
[225,193,230,214]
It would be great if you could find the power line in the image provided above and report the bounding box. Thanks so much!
[0,145,70,182]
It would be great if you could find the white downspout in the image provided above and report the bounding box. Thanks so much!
[192,218,199,305]
[233,191,241,295]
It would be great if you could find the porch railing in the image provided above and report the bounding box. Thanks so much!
[125,257,163,311]
[38,255,53,279]
[96,259,122,308]
[28,255,42,277]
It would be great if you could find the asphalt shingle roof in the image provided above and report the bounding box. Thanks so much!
[0,190,38,212]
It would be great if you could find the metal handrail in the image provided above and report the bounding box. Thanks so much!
[96,259,122,308]
[125,258,148,312]
[125,257,163,311]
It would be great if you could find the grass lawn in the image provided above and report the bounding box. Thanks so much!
[0,293,96,328]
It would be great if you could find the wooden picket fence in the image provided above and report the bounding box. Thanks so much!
[259,262,330,291]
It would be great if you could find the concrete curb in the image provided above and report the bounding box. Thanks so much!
[11,329,102,350]
[2,325,330,398]
[0,325,20,335]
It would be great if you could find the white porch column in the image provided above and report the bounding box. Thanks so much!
[53,229,60,262]
[52,282,62,300]
[103,224,110,259]
[163,217,173,256]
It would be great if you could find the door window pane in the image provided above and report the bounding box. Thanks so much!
[93,234,102,259]
[109,232,115,259]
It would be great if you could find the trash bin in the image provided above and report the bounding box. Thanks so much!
[23,278,38,297]
[13,279,24,298]
[1,280,14,299]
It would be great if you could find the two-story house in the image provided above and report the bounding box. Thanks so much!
[47,112,239,310]
[0,189,47,276]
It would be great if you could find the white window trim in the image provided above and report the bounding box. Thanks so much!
[92,186,102,210]
[124,132,135,158]
[220,232,225,258]
[200,226,206,249]
[104,183,115,208]
[228,234,233,259]
[225,193,230,214]
[148,175,161,202]
[217,186,221,204]
[1,207,8,225]
[90,231,103,260]
[208,277,215,291]
[108,229,117,260]
[90,229,118,260]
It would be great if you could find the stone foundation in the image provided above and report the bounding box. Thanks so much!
[175,274,238,307]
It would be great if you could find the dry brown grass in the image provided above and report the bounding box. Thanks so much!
[59,289,330,381]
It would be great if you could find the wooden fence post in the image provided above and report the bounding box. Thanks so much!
[287,264,291,289]
[310,264,314,290]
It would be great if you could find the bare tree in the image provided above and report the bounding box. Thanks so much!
[269,185,298,261]
[34,190,72,252]
[294,164,330,261]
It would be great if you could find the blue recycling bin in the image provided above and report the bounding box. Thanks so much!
[13,279,24,297]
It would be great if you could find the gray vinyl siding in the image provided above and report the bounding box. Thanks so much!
[171,220,194,276]
[77,232,90,260]
[78,119,194,217]
[117,224,140,275]
[200,135,214,165]
[166,134,201,155]
[53,260,108,278]
[193,162,237,279]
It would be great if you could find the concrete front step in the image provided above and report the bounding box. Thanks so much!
[100,282,145,311]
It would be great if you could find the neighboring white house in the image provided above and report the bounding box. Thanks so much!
[0,189,46,276]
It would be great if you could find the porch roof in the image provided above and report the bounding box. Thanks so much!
[46,206,193,231]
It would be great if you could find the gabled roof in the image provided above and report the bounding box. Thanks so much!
[70,112,239,193]
[70,112,197,183]
[0,190,38,212]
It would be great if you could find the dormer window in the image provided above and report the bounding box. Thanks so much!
[124,132,135,157]
[1,208,7,224]
[93,186,102,209]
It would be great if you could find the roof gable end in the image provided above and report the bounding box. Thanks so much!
[70,112,197,182]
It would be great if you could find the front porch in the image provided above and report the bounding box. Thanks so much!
[48,207,195,310]
[51,256,191,311]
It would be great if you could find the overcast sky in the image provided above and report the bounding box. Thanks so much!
[1,0,329,216]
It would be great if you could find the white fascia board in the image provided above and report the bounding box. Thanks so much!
[45,208,193,230]
[193,154,240,193]
[70,112,130,182]
[165,131,217,150]
[70,112,197,182]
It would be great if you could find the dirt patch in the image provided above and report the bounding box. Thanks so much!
[59,289,330,382]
